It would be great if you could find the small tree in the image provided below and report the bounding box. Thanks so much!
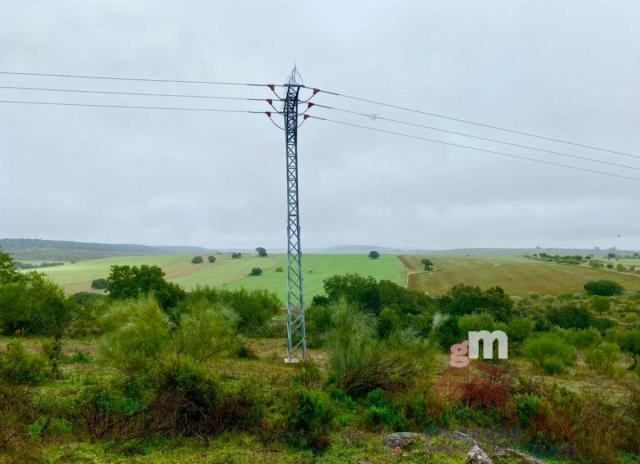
[207,256,216,263]
[255,247,268,257]
[91,278,108,290]
[249,267,263,276]
[607,252,616,260]
[191,256,204,264]
[368,250,380,259]
[590,296,610,314]
[421,258,434,271]
[231,252,242,259]
[611,329,640,370]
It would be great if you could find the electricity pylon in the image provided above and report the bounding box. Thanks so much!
[283,67,306,362]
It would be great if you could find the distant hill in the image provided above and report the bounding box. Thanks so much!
[0,238,213,261]
[316,245,638,256]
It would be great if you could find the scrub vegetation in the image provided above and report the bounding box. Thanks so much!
[1,249,639,463]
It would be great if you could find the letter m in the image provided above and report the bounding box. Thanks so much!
[468,330,508,360]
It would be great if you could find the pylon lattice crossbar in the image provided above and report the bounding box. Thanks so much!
[284,77,306,362]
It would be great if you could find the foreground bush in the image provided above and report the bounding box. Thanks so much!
[281,387,334,450]
[523,333,576,374]
[0,341,48,385]
[327,302,435,396]
[83,356,263,440]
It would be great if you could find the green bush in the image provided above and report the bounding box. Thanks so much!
[586,341,620,376]
[207,256,216,263]
[365,388,408,431]
[0,341,48,385]
[91,278,108,290]
[249,267,263,276]
[100,297,171,375]
[282,387,334,450]
[376,307,400,339]
[175,302,238,361]
[328,302,433,396]
[541,356,566,374]
[506,316,535,343]
[515,393,540,429]
[523,333,576,374]
[457,313,496,334]
[584,280,624,296]
[187,287,279,333]
[191,256,204,264]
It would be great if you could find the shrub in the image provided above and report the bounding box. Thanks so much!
[515,393,540,429]
[91,278,108,290]
[584,280,624,296]
[0,272,70,337]
[368,250,380,259]
[150,356,222,435]
[328,303,431,396]
[282,387,334,450]
[275,266,284,272]
[306,303,334,347]
[207,256,216,263]
[506,316,535,344]
[376,307,400,338]
[459,364,510,413]
[559,327,602,348]
[191,256,204,264]
[175,302,238,361]
[231,252,242,259]
[457,313,496,334]
[187,287,279,333]
[365,388,407,430]
[249,267,263,276]
[586,342,620,376]
[523,333,576,374]
[547,305,592,329]
[0,341,48,385]
[100,297,170,375]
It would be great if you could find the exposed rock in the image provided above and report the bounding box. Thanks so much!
[493,448,546,464]
[383,432,420,449]
[466,444,493,464]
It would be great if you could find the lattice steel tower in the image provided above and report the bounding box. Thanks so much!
[283,67,307,362]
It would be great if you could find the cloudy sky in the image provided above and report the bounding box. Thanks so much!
[1,1,639,250]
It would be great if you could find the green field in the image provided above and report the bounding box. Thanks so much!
[402,255,640,296]
[37,253,407,302]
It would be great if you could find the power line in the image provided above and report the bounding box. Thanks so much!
[0,85,272,102]
[0,99,275,114]
[309,115,640,183]
[310,103,640,172]
[0,70,286,88]
[315,87,640,160]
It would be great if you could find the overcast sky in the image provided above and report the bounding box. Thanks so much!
[1,1,639,250]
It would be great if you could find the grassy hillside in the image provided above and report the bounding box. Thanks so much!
[38,253,407,302]
[402,255,640,296]
[0,238,213,261]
